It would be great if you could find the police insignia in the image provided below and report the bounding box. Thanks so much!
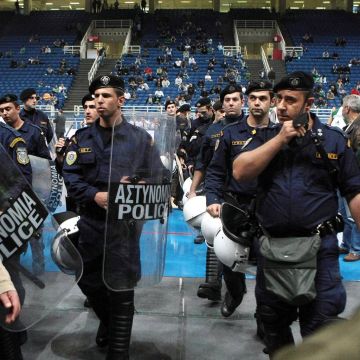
[290,77,300,86]
[259,82,265,88]
[251,129,257,135]
[66,151,77,165]
[100,76,110,85]
[214,139,220,151]
[16,147,29,165]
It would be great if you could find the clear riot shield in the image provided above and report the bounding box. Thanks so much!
[104,112,176,291]
[29,155,64,214]
[0,146,82,331]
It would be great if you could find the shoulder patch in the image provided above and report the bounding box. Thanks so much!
[66,151,77,166]
[16,147,29,165]
[325,124,347,138]
[10,137,26,148]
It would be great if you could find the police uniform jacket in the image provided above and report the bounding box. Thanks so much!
[196,113,244,172]
[0,122,32,184]
[17,121,51,160]
[205,116,257,206]
[20,108,54,144]
[62,118,166,220]
[241,114,360,236]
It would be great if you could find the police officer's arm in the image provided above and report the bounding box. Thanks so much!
[349,194,360,226]
[10,140,32,185]
[0,262,21,324]
[189,170,204,198]
[233,121,303,181]
[205,135,229,217]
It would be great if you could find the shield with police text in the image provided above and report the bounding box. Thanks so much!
[29,155,65,214]
[104,112,176,291]
[0,145,82,331]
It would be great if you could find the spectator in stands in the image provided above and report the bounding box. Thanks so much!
[146,93,154,104]
[114,0,119,9]
[28,56,41,65]
[205,71,212,82]
[19,46,25,55]
[124,89,131,100]
[154,88,164,104]
[327,89,335,100]
[267,67,276,85]
[162,78,170,88]
[217,42,223,51]
[174,58,182,68]
[175,75,183,88]
[322,50,330,58]
[67,67,76,76]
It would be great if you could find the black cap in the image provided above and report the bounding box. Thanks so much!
[82,93,94,107]
[220,84,243,103]
[177,104,191,113]
[196,97,211,108]
[20,88,36,102]
[89,75,125,94]
[213,100,223,111]
[273,71,314,93]
[0,94,18,105]
[245,81,273,95]
[165,100,177,110]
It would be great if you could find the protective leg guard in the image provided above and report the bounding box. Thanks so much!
[0,328,23,360]
[106,291,134,360]
[197,247,222,301]
[258,305,295,357]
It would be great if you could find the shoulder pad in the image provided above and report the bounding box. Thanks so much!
[324,124,347,138]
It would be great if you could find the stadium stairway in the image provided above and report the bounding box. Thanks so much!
[245,59,266,81]
[63,59,95,111]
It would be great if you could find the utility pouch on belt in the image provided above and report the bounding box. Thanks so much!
[259,234,321,306]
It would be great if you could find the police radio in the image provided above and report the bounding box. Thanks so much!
[293,112,309,129]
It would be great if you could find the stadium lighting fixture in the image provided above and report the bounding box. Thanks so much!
[70,2,80,4]
[294,1,304,3]
[45,2,54,4]
[316,6,326,8]
[323,1,330,3]
[237,0,248,3]
[290,6,300,9]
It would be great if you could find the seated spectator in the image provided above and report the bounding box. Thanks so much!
[322,50,329,58]
[67,67,76,75]
[162,78,170,88]
[124,89,131,100]
[174,58,182,68]
[53,39,62,48]
[19,46,26,55]
[146,93,154,104]
[45,66,54,75]
[154,88,164,103]
[327,89,335,100]
[188,56,196,66]
[217,42,223,51]
[175,75,183,88]
[205,71,212,82]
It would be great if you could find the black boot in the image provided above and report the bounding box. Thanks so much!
[221,291,244,317]
[197,248,222,301]
[106,291,134,360]
[86,292,109,347]
[0,328,23,360]
[96,322,108,348]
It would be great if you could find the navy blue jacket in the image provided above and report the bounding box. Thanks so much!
[241,114,360,235]
[0,122,32,184]
[62,118,166,216]
[17,121,51,160]
[20,108,54,143]
[205,116,258,206]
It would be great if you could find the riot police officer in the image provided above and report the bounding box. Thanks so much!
[0,122,31,360]
[233,72,360,356]
[0,94,50,160]
[206,82,274,319]
[19,88,54,144]
[62,75,165,360]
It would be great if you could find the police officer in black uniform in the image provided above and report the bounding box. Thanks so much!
[0,121,31,360]
[206,81,273,326]
[19,88,54,144]
[62,75,165,360]
[233,72,360,356]
[0,94,50,160]
[0,94,50,276]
